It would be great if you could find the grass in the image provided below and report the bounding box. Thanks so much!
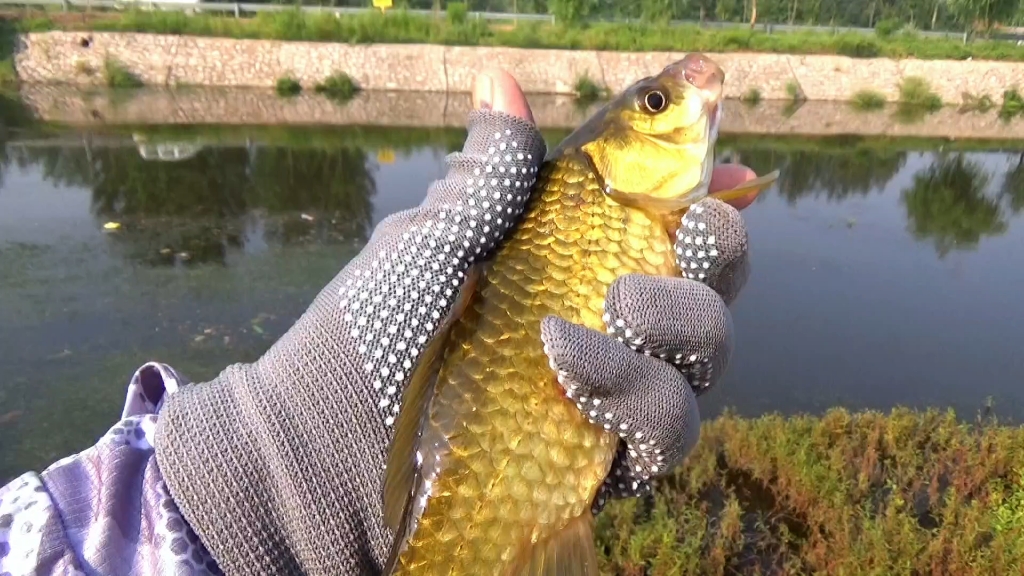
[785,80,804,102]
[314,71,360,102]
[102,57,142,88]
[850,89,887,111]
[0,57,15,87]
[899,76,944,109]
[275,76,302,97]
[961,92,996,113]
[573,73,608,104]
[594,407,1024,574]
[1000,88,1024,120]
[5,9,1024,63]
[74,59,96,77]
[0,17,22,88]
[740,87,762,105]
[894,76,943,123]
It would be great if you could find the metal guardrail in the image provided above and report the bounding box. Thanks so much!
[0,0,1020,43]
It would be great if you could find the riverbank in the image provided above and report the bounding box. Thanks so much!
[7,29,1024,106]
[16,85,1024,140]
[597,407,1024,574]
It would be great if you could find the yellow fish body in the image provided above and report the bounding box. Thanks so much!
[383,54,774,575]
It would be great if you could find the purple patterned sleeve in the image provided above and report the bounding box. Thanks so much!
[0,363,222,576]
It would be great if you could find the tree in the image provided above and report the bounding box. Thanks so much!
[945,0,1019,34]
[548,0,594,25]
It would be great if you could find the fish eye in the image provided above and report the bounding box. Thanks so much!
[641,90,667,114]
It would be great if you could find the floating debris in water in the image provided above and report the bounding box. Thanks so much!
[103,222,122,231]
[0,410,22,426]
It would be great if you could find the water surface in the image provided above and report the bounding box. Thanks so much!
[2,124,1023,483]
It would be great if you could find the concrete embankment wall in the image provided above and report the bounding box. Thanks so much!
[18,85,1024,140]
[13,31,1024,104]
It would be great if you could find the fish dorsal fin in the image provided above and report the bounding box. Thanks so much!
[511,513,602,576]
[709,168,780,204]
[381,264,483,571]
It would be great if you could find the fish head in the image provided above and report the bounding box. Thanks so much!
[566,53,725,214]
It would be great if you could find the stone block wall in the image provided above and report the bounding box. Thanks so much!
[18,84,1024,139]
[12,31,1024,104]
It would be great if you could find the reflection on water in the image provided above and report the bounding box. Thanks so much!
[2,125,1024,483]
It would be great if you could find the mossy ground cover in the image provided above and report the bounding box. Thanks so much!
[595,408,1024,575]
[2,8,1024,62]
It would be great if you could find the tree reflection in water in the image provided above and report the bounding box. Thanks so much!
[722,136,908,204]
[1001,152,1024,215]
[721,136,1024,258]
[3,128,1024,264]
[901,153,1008,258]
[7,138,378,267]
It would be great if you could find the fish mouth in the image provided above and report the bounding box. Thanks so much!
[669,52,725,122]
[664,53,725,208]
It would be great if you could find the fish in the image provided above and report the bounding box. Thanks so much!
[382,53,779,576]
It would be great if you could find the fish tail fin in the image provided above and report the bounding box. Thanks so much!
[708,168,780,204]
[513,513,602,576]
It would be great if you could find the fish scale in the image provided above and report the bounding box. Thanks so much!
[388,151,681,575]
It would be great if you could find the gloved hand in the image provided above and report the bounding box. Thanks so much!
[150,70,758,575]
[151,71,548,576]
[541,194,751,514]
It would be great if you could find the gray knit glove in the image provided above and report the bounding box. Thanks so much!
[541,197,750,515]
[153,109,548,576]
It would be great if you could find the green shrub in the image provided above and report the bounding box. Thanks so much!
[850,89,887,111]
[103,58,142,88]
[785,80,804,101]
[314,72,360,102]
[275,76,302,97]
[834,34,881,58]
[895,76,943,122]
[573,73,607,102]
[874,17,901,39]
[1000,87,1024,120]
[960,91,995,113]
[595,407,1024,574]
[446,2,468,25]
[740,86,762,105]
[0,59,16,87]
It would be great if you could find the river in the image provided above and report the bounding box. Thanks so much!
[2,100,1024,484]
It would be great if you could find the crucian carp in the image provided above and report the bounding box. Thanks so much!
[382,53,779,576]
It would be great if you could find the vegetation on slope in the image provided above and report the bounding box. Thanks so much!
[595,408,1024,575]
[2,7,1024,63]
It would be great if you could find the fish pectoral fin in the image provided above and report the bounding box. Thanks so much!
[709,168,780,204]
[382,264,483,569]
[513,513,602,576]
